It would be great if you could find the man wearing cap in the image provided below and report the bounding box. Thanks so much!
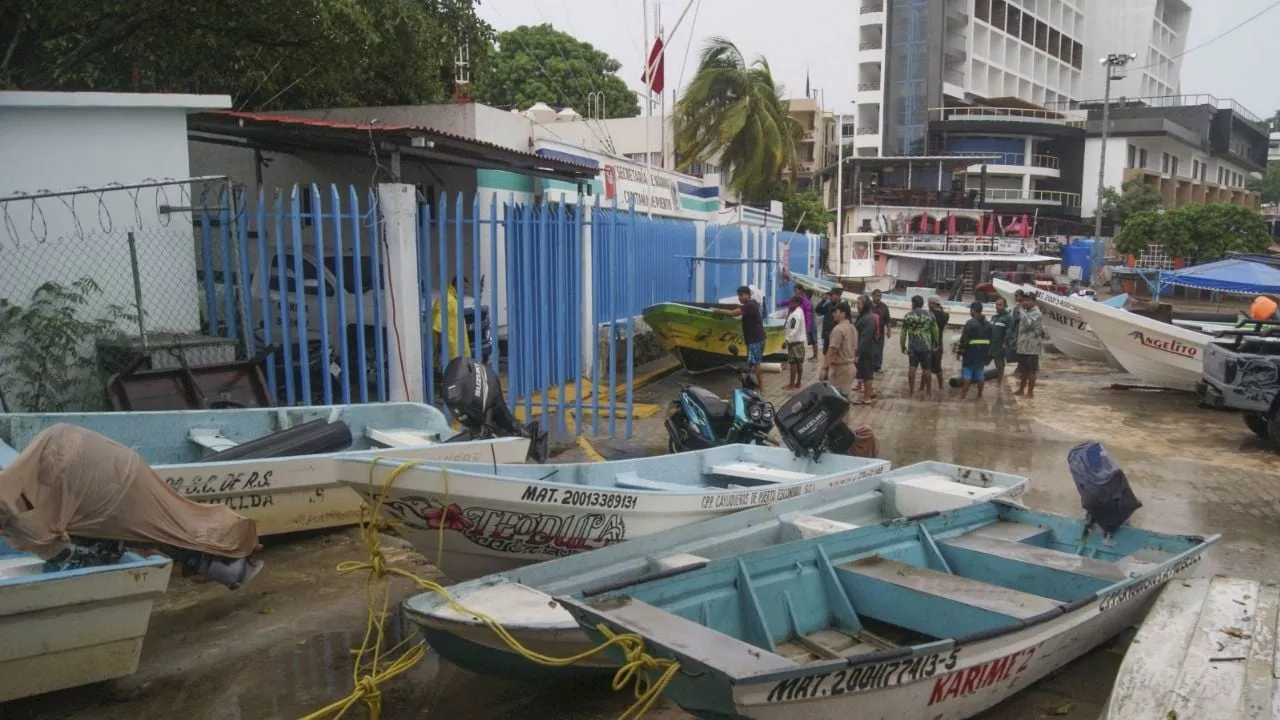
[1013,292,1049,398]
[927,297,951,398]
[820,301,858,394]
[814,287,844,355]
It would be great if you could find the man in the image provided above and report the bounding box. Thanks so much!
[1008,290,1026,377]
[784,297,807,389]
[431,276,471,364]
[794,286,819,360]
[989,296,1013,380]
[1014,292,1049,398]
[899,295,940,399]
[820,301,858,394]
[870,289,892,373]
[814,287,844,355]
[853,296,878,404]
[927,297,951,398]
[715,285,767,389]
[956,301,993,400]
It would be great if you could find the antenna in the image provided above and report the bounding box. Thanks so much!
[453,43,472,104]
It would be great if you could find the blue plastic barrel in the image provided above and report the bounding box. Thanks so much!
[1061,239,1097,281]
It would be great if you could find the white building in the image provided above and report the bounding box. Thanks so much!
[1270,131,1280,164]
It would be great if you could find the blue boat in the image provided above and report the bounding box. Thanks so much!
[403,462,1029,677]
[557,502,1216,719]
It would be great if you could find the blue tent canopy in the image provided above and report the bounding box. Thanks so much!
[1157,258,1280,296]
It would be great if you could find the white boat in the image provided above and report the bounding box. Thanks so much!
[336,445,893,581]
[991,278,1129,364]
[0,404,531,536]
[0,539,172,702]
[405,461,1030,678]
[879,290,994,327]
[1068,298,1214,391]
[1102,576,1278,719]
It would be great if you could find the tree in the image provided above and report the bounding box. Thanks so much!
[1250,162,1280,205]
[1096,178,1164,228]
[673,38,802,202]
[783,188,834,235]
[475,24,639,117]
[1114,204,1270,261]
[0,0,495,110]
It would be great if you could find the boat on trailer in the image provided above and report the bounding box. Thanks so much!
[991,277,1128,364]
[0,404,531,536]
[1101,575,1279,719]
[642,302,787,373]
[403,461,1029,678]
[337,446,894,582]
[558,501,1216,720]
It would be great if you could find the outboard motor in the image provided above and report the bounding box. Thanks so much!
[1067,441,1142,535]
[774,382,865,460]
[441,357,548,463]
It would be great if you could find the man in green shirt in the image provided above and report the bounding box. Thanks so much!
[899,295,940,399]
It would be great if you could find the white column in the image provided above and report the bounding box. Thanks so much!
[377,183,424,403]
[1023,136,1034,196]
[739,227,749,287]
[694,221,706,301]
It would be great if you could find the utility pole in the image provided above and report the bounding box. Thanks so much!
[835,112,844,274]
[1094,52,1137,240]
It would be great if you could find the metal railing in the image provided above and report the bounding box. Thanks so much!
[1046,94,1265,127]
[860,3,885,12]
[858,82,882,92]
[983,188,1081,206]
[844,188,980,209]
[950,151,1061,169]
[859,40,884,51]
[876,235,1035,254]
[931,106,1088,126]
[856,127,880,135]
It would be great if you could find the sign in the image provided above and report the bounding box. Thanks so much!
[765,649,960,702]
[927,645,1039,706]
[1128,330,1199,359]
[602,163,681,212]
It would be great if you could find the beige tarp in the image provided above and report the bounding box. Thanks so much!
[0,423,258,559]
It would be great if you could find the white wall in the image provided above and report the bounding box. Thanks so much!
[1080,137,1129,216]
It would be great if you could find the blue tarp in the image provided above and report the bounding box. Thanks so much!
[1159,258,1280,296]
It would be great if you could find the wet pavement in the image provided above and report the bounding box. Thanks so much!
[5,340,1278,720]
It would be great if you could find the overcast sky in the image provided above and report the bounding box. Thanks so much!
[477,0,1280,121]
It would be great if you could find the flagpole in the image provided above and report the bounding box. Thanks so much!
[644,0,652,217]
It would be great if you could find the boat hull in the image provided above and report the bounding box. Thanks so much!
[642,302,786,373]
[0,542,172,702]
[1069,299,1210,391]
[992,278,1117,364]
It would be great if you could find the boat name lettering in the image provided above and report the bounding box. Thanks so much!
[765,649,959,703]
[717,331,746,344]
[165,470,275,496]
[1127,330,1198,359]
[1042,307,1086,331]
[518,486,638,510]
[380,495,627,557]
[197,493,276,511]
[927,644,1039,706]
[1099,553,1201,612]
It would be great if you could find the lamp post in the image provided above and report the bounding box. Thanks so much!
[1094,52,1137,240]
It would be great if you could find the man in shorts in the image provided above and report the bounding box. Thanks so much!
[956,301,993,400]
[870,289,892,373]
[1013,292,1048,398]
[899,295,940,398]
[784,297,807,389]
[927,297,951,397]
[715,285,767,389]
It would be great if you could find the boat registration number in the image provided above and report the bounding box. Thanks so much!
[764,649,959,703]
[519,485,638,510]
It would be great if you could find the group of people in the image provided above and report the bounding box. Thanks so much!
[724,281,1051,405]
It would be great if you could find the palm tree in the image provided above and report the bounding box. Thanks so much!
[673,38,802,202]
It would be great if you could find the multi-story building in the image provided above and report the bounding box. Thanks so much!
[786,97,838,193]
[1269,131,1280,164]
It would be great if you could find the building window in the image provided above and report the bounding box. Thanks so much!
[1161,152,1170,176]
[1191,159,1198,181]
[1138,148,1147,169]
[1127,144,1137,169]
[1200,163,1207,182]
[1218,166,1224,184]
[975,0,989,22]
[1170,156,1179,178]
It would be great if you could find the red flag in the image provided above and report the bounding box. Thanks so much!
[642,37,665,94]
[1019,214,1030,238]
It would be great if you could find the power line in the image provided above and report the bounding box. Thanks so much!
[1132,0,1280,72]
[676,0,702,96]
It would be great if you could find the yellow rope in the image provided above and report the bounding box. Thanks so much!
[298,459,681,720]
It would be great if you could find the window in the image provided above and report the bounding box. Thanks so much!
[1191,159,1198,181]
[1127,144,1136,168]
[1200,163,1207,182]
[1170,156,1178,178]
[1218,166,1224,184]
[1161,152,1171,175]
[975,0,989,22]
[1139,148,1148,169]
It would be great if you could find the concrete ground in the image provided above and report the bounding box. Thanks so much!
[6,338,1279,720]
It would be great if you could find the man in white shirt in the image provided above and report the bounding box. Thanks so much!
[785,297,808,389]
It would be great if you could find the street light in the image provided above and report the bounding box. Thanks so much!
[1094,52,1138,240]
[835,102,855,273]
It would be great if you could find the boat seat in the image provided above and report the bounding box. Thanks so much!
[968,520,1051,544]
[783,515,860,540]
[614,472,690,493]
[941,533,1132,582]
[652,552,709,572]
[366,427,441,448]
[839,556,1059,623]
[710,462,816,484]
[0,439,18,470]
[188,428,238,453]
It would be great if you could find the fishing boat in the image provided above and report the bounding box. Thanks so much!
[336,445,893,582]
[403,461,1029,678]
[558,500,1216,720]
[641,302,786,373]
[0,404,531,536]
[1101,576,1278,719]
[991,278,1129,364]
[1067,298,1216,391]
[0,538,172,702]
[877,291,994,327]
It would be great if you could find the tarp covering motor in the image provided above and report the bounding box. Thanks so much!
[0,423,259,559]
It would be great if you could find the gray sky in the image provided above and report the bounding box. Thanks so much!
[477,0,1280,121]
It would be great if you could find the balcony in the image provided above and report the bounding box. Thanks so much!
[841,187,980,209]
[951,151,1062,177]
[930,106,1088,127]
[860,2,884,12]
[856,127,879,135]
[859,40,883,51]
[858,82,882,92]
[983,188,1081,207]
[877,235,1032,255]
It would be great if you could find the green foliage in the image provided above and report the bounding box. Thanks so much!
[0,0,495,110]
[1250,162,1280,205]
[0,279,134,412]
[476,24,639,117]
[1096,178,1164,227]
[1113,204,1271,262]
[674,38,802,203]
[783,189,834,235]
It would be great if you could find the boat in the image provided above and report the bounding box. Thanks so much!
[404,461,1029,678]
[641,302,786,373]
[558,500,1217,720]
[1067,298,1217,391]
[991,278,1128,363]
[877,291,994,327]
[336,445,894,582]
[0,538,172,702]
[0,404,531,536]
[1101,576,1278,719]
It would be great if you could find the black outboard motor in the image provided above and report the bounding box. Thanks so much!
[774,382,857,460]
[1067,441,1142,535]
[441,357,549,463]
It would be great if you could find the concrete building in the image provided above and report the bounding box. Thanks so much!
[1270,131,1280,164]
[786,97,838,192]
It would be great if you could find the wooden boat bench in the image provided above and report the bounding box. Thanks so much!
[783,515,861,540]
[365,428,443,448]
[188,428,238,453]
[709,462,816,484]
[613,473,692,493]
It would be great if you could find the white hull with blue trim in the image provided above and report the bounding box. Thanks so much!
[403,462,1029,675]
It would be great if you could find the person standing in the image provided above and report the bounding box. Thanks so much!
[714,285,767,390]
[927,297,951,398]
[956,301,993,400]
[870,289,892,373]
[820,301,858,394]
[814,287,844,355]
[899,295,940,398]
[853,296,878,404]
[989,296,1013,380]
[784,298,807,389]
[431,276,471,366]
[1013,293,1049,398]
[1008,290,1026,378]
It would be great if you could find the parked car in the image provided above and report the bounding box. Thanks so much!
[1197,320,1280,448]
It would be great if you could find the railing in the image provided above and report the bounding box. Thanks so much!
[875,235,1036,254]
[844,188,980,209]
[856,127,880,135]
[1046,94,1265,128]
[859,40,884,51]
[931,106,1088,126]
[858,82,882,92]
[984,188,1081,206]
[860,3,885,12]
[950,151,1061,169]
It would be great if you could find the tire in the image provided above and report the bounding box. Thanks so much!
[1245,412,1269,440]
[668,437,680,455]
[1268,407,1280,451]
